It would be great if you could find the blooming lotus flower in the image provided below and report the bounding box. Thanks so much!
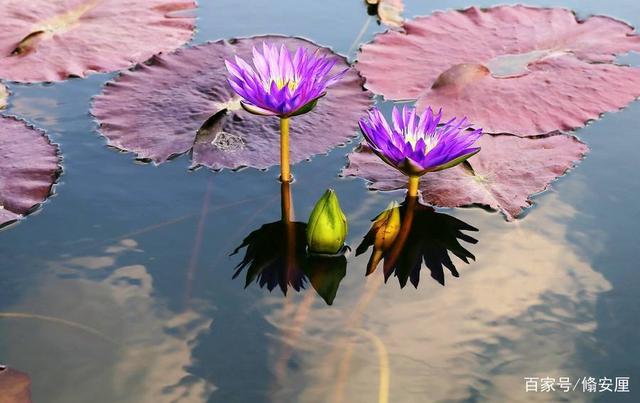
[225,42,346,182]
[359,106,482,196]
[225,42,346,118]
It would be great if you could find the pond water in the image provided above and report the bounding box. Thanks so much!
[1,0,640,402]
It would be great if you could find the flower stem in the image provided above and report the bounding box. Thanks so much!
[280,181,293,223]
[407,175,420,198]
[280,117,292,182]
[280,180,296,285]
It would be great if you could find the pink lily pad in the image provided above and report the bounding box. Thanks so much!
[0,117,60,229]
[342,134,588,220]
[356,5,640,136]
[0,0,196,83]
[0,365,32,402]
[92,36,372,170]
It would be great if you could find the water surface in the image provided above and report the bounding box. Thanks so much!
[1,1,639,402]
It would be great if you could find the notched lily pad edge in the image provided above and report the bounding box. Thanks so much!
[341,134,589,221]
[90,34,372,174]
[505,134,590,221]
[0,115,63,230]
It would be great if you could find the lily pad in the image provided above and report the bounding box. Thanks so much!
[0,365,31,402]
[92,36,372,170]
[0,117,60,229]
[0,0,196,83]
[342,134,588,220]
[356,5,640,136]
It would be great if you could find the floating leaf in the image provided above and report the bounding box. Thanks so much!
[0,365,31,403]
[0,0,197,83]
[356,5,640,136]
[0,83,7,109]
[92,36,372,170]
[343,135,588,220]
[0,117,60,229]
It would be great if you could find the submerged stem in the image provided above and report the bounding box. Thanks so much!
[280,117,292,182]
[280,181,297,287]
[280,181,293,223]
[407,175,420,198]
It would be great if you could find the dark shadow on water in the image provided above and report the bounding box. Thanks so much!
[231,220,309,294]
[357,196,479,288]
[231,182,346,305]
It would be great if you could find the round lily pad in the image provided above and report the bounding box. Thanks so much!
[0,0,197,83]
[342,134,588,220]
[92,36,372,171]
[0,117,60,229]
[356,5,640,136]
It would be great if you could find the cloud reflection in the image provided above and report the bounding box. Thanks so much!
[265,194,612,403]
[0,239,215,403]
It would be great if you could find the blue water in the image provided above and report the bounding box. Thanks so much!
[1,1,639,402]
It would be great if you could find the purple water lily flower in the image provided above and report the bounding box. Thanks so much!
[359,106,482,196]
[359,106,483,177]
[225,42,347,117]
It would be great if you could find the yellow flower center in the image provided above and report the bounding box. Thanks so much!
[269,77,300,92]
[404,131,439,154]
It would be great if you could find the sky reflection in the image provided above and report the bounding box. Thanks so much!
[0,239,215,403]
[263,194,611,403]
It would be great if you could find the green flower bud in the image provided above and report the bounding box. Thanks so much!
[306,189,348,254]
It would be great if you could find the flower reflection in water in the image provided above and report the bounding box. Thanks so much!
[231,182,347,305]
[357,195,479,287]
